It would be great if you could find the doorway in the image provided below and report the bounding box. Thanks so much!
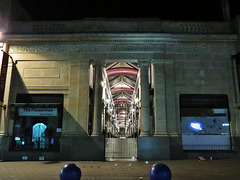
[105,137,137,160]
[101,62,139,160]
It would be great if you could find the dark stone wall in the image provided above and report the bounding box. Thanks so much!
[138,136,239,161]
[2,135,105,161]
[138,136,170,160]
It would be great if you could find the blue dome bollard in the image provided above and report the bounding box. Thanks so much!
[149,163,172,180]
[59,163,82,180]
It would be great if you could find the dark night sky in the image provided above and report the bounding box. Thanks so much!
[17,0,240,21]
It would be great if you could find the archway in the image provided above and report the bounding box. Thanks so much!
[103,62,139,160]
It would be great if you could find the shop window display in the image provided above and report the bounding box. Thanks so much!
[180,94,231,150]
[10,94,63,151]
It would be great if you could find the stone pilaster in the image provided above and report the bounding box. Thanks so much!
[92,61,103,136]
[165,62,178,135]
[139,60,150,136]
[153,62,167,136]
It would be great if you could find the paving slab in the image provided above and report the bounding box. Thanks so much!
[0,159,239,180]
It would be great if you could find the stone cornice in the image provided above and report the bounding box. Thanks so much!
[9,20,234,34]
[11,52,233,62]
[5,33,238,44]
[8,41,237,55]
[5,33,238,55]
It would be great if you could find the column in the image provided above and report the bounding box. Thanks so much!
[139,60,150,136]
[153,62,167,135]
[92,61,103,136]
[165,62,178,135]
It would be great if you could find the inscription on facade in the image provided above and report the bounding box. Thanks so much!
[9,41,236,55]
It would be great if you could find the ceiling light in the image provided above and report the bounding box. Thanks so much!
[101,81,105,87]
[134,98,139,103]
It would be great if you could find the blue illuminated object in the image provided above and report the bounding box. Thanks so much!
[149,163,172,180]
[189,122,203,131]
[51,138,54,144]
[59,163,81,180]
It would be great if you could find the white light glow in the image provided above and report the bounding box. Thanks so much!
[101,81,105,87]
[119,114,127,117]
[190,122,203,131]
[134,98,139,103]
[115,83,130,88]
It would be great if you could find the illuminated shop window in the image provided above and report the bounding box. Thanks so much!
[10,94,63,151]
[180,94,231,150]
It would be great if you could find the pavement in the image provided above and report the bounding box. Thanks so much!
[0,159,240,180]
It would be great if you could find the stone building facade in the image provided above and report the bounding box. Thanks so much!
[0,1,240,161]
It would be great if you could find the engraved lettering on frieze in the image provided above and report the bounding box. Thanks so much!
[166,43,235,54]
[10,43,165,53]
[9,41,235,54]
[112,43,165,51]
